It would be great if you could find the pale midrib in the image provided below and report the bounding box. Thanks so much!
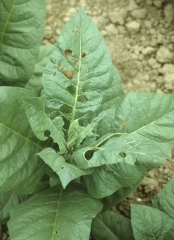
[51,189,63,240]
[0,0,16,43]
[0,123,42,150]
[71,32,82,123]
[130,109,174,136]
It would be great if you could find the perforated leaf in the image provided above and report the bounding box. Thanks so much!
[8,185,102,240]
[42,8,113,123]
[0,0,46,85]
[0,87,46,193]
[24,96,66,154]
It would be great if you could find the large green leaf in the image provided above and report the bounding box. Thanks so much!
[153,178,174,221]
[25,45,53,93]
[42,8,113,123]
[92,211,134,240]
[117,92,174,169]
[0,87,46,193]
[24,96,66,154]
[38,148,92,188]
[131,205,174,240]
[0,0,46,86]
[8,184,102,240]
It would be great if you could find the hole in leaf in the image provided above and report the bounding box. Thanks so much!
[44,130,51,138]
[55,230,58,234]
[53,72,56,76]
[60,104,72,114]
[85,150,96,160]
[81,52,86,58]
[61,167,64,170]
[61,69,77,79]
[64,49,72,60]
[119,152,126,158]
[57,61,61,68]
[66,85,76,95]
[78,95,87,102]
[72,30,74,34]
[74,59,79,67]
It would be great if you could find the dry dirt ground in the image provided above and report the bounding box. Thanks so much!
[43,0,174,215]
[1,0,174,239]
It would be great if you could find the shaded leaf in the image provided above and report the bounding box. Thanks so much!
[92,210,134,240]
[0,190,23,223]
[85,162,142,198]
[0,87,46,193]
[25,45,53,93]
[0,0,46,85]
[8,184,102,240]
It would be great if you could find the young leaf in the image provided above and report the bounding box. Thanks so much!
[8,184,102,240]
[153,178,174,221]
[38,148,92,188]
[0,0,46,86]
[131,205,174,240]
[25,45,53,93]
[42,8,113,123]
[0,87,46,193]
[92,211,134,240]
[24,96,66,154]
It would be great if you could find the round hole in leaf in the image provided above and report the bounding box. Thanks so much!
[61,167,64,170]
[64,49,72,60]
[119,152,126,158]
[44,130,51,138]
[85,150,95,160]
[53,72,56,76]
[81,52,86,58]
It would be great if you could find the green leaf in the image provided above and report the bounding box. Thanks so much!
[0,190,23,223]
[25,45,53,93]
[0,0,46,86]
[0,87,46,193]
[42,8,113,123]
[92,211,134,240]
[24,96,66,154]
[131,205,174,240]
[85,162,142,198]
[153,178,174,221]
[8,184,102,240]
[38,148,92,188]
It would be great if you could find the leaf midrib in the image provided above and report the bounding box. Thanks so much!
[0,0,16,43]
[0,122,42,149]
